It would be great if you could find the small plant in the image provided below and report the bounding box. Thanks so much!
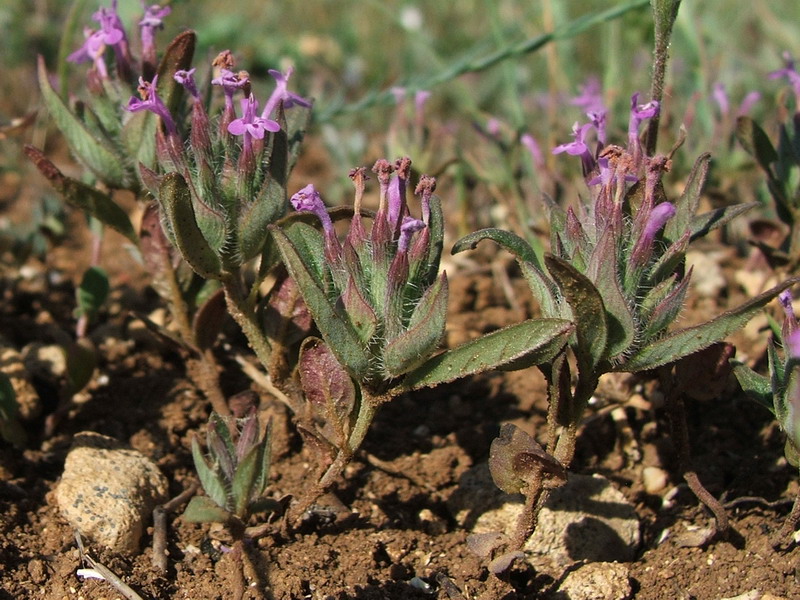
[270,158,573,523]
[454,92,798,550]
[25,2,312,418]
[184,393,276,599]
[732,290,800,545]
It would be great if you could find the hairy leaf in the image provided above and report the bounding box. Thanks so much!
[24,146,137,243]
[159,173,222,278]
[620,277,800,372]
[270,225,371,379]
[37,56,127,187]
[400,318,572,392]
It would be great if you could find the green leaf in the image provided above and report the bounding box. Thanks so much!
[182,495,232,524]
[586,228,635,357]
[489,424,565,495]
[191,436,230,511]
[731,361,774,412]
[122,109,157,179]
[620,277,800,372]
[269,225,372,379]
[65,339,96,393]
[452,227,540,267]
[155,30,196,117]
[384,274,448,377]
[37,56,127,188]
[545,255,608,372]
[24,146,138,244]
[237,178,286,263]
[400,318,573,392]
[424,196,445,285]
[299,337,356,446]
[665,153,710,243]
[159,173,222,279]
[736,116,778,174]
[252,421,273,499]
[232,442,263,518]
[688,203,757,241]
[76,266,109,320]
[192,288,226,352]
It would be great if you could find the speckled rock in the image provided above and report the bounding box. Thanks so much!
[552,561,631,600]
[458,467,640,568]
[56,432,168,554]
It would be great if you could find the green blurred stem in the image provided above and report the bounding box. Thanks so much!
[645,0,682,155]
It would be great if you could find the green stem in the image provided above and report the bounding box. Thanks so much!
[222,273,273,374]
[645,0,682,155]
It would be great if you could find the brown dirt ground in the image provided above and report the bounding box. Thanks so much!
[1,179,799,600]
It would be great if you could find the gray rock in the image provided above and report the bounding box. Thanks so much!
[56,432,168,554]
[459,467,640,568]
[552,562,631,600]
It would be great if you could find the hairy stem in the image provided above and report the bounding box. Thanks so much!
[222,273,274,375]
[663,373,729,535]
[288,391,380,525]
[644,0,682,155]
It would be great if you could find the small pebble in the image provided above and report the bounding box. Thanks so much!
[642,466,669,494]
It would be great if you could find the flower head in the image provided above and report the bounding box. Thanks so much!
[553,121,596,175]
[228,95,280,140]
[139,4,171,64]
[126,75,176,134]
[261,68,312,119]
[570,76,605,114]
[174,68,199,100]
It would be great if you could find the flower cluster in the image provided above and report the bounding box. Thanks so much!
[285,158,446,389]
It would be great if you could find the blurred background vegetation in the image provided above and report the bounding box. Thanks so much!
[2,0,800,247]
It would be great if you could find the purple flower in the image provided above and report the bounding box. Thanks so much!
[712,82,730,117]
[139,4,171,64]
[553,121,592,156]
[390,87,407,105]
[212,68,250,107]
[588,110,607,146]
[737,91,761,117]
[228,95,280,140]
[553,121,596,175]
[781,289,799,345]
[291,184,339,260]
[387,158,412,232]
[67,8,125,80]
[174,68,199,100]
[397,217,425,253]
[521,133,544,170]
[570,76,605,113]
[261,68,312,119]
[630,201,675,269]
[770,52,800,107]
[628,93,660,140]
[643,202,676,240]
[126,75,176,135]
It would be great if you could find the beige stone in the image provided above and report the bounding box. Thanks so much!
[56,432,168,554]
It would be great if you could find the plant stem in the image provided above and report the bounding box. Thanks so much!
[510,465,549,550]
[288,391,381,525]
[645,0,682,155]
[663,374,729,535]
[775,485,800,546]
[222,273,274,375]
